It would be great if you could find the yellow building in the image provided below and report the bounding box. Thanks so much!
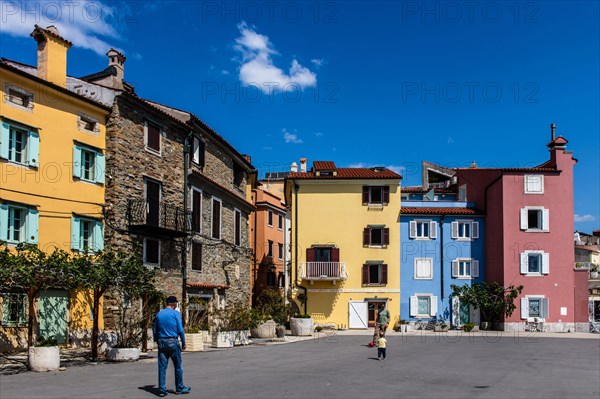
[285,160,402,329]
[0,25,112,350]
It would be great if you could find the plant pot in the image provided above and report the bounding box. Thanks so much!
[434,326,449,332]
[28,346,60,372]
[480,322,491,330]
[201,330,211,343]
[591,271,599,279]
[212,331,234,348]
[185,333,204,351]
[250,320,276,338]
[233,330,250,346]
[275,325,286,338]
[290,317,313,336]
[106,347,140,362]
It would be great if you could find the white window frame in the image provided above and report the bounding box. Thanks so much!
[144,120,162,156]
[520,206,549,232]
[191,135,205,166]
[452,258,480,279]
[0,203,38,245]
[7,205,26,243]
[211,197,222,240]
[409,219,437,240]
[520,250,549,275]
[4,84,34,111]
[414,258,433,280]
[409,293,438,318]
[524,174,544,194]
[521,295,549,321]
[143,238,161,267]
[451,220,479,240]
[73,144,105,184]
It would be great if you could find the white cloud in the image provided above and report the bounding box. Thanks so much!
[574,214,596,222]
[386,165,406,175]
[262,146,273,151]
[283,128,303,144]
[347,162,406,175]
[0,0,123,56]
[311,58,325,67]
[221,70,230,75]
[448,136,455,144]
[314,132,323,138]
[234,22,317,94]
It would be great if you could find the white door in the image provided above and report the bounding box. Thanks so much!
[349,301,368,329]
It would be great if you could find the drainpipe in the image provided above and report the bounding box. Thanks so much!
[440,215,445,312]
[252,192,258,306]
[182,130,193,326]
[294,182,308,314]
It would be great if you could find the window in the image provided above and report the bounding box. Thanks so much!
[192,242,202,271]
[268,240,273,258]
[71,216,103,252]
[73,145,104,184]
[266,271,276,287]
[451,220,479,240]
[0,203,38,244]
[363,226,390,246]
[0,123,39,167]
[362,263,388,285]
[520,251,549,275]
[191,189,202,233]
[145,121,161,154]
[414,258,433,279]
[278,214,283,230]
[268,210,273,227]
[144,238,160,266]
[190,135,205,167]
[520,207,549,232]
[77,113,99,133]
[410,294,438,317]
[1,293,27,327]
[524,174,544,194]
[520,296,549,320]
[362,186,390,205]
[234,209,241,246]
[5,86,33,110]
[409,220,437,239]
[233,163,244,187]
[278,243,283,260]
[211,198,221,239]
[452,259,480,278]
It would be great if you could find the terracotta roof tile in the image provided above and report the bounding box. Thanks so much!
[313,161,337,170]
[187,282,230,289]
[401,207,483,215]
[288,167,401,180]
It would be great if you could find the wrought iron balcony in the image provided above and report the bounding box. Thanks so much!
[127,199,191,238]
[300,262,348,284]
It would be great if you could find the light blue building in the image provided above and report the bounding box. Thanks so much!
[400,186,485,327]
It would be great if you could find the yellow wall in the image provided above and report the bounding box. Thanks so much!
[289,179,401,328]
[1,68,108,332]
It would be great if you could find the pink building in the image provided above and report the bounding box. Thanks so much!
[454,127,588,332]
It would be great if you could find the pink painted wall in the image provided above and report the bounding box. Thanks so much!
[574,270,590,323]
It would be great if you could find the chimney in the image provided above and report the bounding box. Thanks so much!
[290,162,298,172]
[469,161,478,169]
[299,158,307,173]
[551,123,556,141]
[106,48,126,90]
[242,154,251,164]
[30,25,72,88]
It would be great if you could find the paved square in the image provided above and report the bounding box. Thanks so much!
[1,334,599,398]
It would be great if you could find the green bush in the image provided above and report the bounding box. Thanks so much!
[463,323,475,332]
[293,313,312,319]
[255,289,292,325]
[315,326,323,332]
[36,335,58,347]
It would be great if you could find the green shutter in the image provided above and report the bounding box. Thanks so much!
[94,221,104,251]
[95,152,105,184]
[73,145,82,178]
[0,204,8,242]
[0,122,9,160]
[27,131,40,167]
[71,217,80,251]
[26,209,39,244]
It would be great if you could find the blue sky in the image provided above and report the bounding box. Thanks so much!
[1,0,598,231]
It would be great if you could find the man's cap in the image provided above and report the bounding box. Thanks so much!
[166,296,178,304]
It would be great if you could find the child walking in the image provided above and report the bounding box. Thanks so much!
[376,331,387,361]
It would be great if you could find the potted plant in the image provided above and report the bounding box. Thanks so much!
[253,289,291,339]
[211,304,254,348]
[106,302,143,362]
[463,323,475,333]
[185,297,210,351]
[28,335,60,372]
[591,265,599,279]
[249,310,275,339]
[434,322,449,332]
[290,313,313,336]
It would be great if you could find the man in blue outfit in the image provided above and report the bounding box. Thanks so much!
[154,296,190,396]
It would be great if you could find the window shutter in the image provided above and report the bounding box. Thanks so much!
[0,122,9,159]
[192,242,202,271]
[409,221,417,239]
[362,187,369,204]
[26,209,39,244]
[95,152,105,184]
[73,145,82,178]
[381,264,388,285]
[451,260,459,277]
[451,221,458,239]
[94,221,104,251]
[520,253,528,274]
[542,209,549,232]
[430,221,437,239]
[330,247,340,262]
[71,217,80,251]
[520,208,528,230]
[542,252,549,274]
[0,204,8,242]
[472,260,480,278]
[430,296,438,316]
[363,228,371,245]
[472,222,479,239]
[192,190,201,232]
[542,298,549,319]
[409,296,418,316]
[306,248,316,262]
[520,298,528,319]
[383,228,390,245]
[27,131,40,167]
[362,264,369,285]
[383,186,390,204]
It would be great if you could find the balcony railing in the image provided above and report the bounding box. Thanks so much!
[300,262,348,283]
[127,199,191,238]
